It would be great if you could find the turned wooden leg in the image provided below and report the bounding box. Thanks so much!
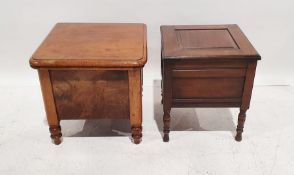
[163,110,171,142]
[235,61,257,141]
[161,80,163,104]
[39,70,63,145]
[128,69,143,144]
[49,125,62,145]
[162,62,172,142]
[161,90,163,104]
[235,109,247,142]
[131,125,142,144]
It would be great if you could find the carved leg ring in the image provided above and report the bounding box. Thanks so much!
[131,126,142,144]
[49,125,62,145]
[160,81,163,104]
[161,89,163,104]
[163,112,171,142]
[235,109,247,142]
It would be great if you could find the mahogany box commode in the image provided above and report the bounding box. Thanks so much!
[160,24,261,142]
[30,23,147,144]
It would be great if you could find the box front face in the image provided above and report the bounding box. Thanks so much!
[170,61,247,107]
[50,70,130,120]
[172,77,245,98]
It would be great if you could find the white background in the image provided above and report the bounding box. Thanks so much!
[1,0,294,86]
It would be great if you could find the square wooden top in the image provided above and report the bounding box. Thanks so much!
[161,24,260,60]
[30,23,147,68]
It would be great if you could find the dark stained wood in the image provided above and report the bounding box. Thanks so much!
[131,126,142,144]
[50,70,130,120]
[173,61,248,69]
[161,25,261,60]
[30,23,147,144]
[172,99,241,108]
[172,78,245,98]
[235,61,257,141]
[161,24,260,142]
[49,126,62,145]
[30,23,147,68]
[162,62,173,142]
[172,69,246,78]
[176,29,238,49]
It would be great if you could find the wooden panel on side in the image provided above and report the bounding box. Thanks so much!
[50,70,130,120]
[172,102,241,108]
[172,98,241,107]
[172,78,245,99]
[173,98,241,103]
[173,61,248,70]
[172,69,246,78]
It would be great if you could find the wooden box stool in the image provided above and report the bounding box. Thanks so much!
[30,23,147,144]
[160,24,261,142]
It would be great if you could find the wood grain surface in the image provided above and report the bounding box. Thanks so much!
[31,23,147,144]
[161,24,260,142]
[38,69,62,144]
[128,69,143,144]
[161,24,261,60]
[30,23,147,68]
[50,70,130,120]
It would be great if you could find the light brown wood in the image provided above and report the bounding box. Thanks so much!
[38,69,62,145]
[50,70,130,120]
[31,23,147,145]
[38,70,59,125]
[128,68,143,144]
[30,23,147,68]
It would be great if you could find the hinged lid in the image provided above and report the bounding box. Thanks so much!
[30,23,147,68]
[161,24,261,60]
